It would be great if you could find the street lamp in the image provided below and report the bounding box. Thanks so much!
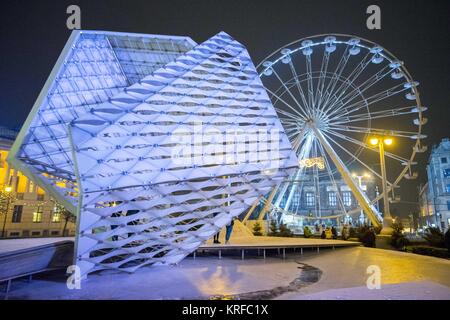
[369,136,394,234]
[352,172,372,225]
[1,185,13,238]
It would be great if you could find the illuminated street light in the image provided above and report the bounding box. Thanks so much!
[369,137,379,146]
[384,138,393,146]
[1,185,14,238]
[368,136,394,234]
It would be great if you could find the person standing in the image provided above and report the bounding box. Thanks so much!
[225,218,235,244]
[212,212,221,244]
[331,226,338,239]
[213,231,221,244]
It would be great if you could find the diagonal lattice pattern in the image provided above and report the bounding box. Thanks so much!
[9,30,298,277]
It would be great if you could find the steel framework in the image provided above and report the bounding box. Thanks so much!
[7,30,298,276]
[256,34,427,229]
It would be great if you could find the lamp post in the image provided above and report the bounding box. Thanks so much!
[369,136,394,234]
[1,186,13,238]
[352,172,371,225]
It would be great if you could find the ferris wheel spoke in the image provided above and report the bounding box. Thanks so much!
[320,50,371,114]
[287,133,305,150]
[271,68,311,119]
[320,130,393,186]
[277,108,305,123]
[325,64,393,117]
[329,83,410,120]
[330,106,419,124]
[316,142,348,215]
[324,128,410,164]
[313,49,331,113]
[317,45,352,115]
[326,69,400,119]
[264,86,308,120]
[328,124,422,139]
[288,60,311,112]
[305,55,316,113]
[311,138,322,217]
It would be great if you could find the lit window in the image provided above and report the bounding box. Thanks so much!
[443,169,450,178]
[328,192,337,207]
[447,185,450,193]
[52,213,61,223]
[52,205,64,222]
[12,205,23,223]
[343,192,352,207]
[32,206,43,223]
[306,192,315,207]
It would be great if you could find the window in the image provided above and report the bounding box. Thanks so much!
[447,201,450,211]
[446,184,450,193]
[343,192,352,207]
[306,192,315,207]
[443,168,450,178]
[441,157,448,164]
[328,192,337,207]
[292,191,300,209]
[32,206,43,223]
[9,232,20,237]
[11,205,23,223]
[16,193,24,200]
[37,194,45,201]
[51,231,60,236]
[31,231,41,236]
[52,206,61,223]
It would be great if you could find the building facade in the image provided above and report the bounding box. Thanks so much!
[276,176,377,221]
[0,127,76,238]
[418,138,450,230]
[247,173,378,233]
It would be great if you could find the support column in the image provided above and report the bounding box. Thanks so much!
[379,141,394,235]
[310,124,382,229]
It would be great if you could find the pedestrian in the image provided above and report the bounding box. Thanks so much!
[225,218,235,244]
[341,224,349,240]
[213,212,221,244]
[331,226,338,239]
[321,230,326,239]
[213,230,221,244]
[325,227,332,239]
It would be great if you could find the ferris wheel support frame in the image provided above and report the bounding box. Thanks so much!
[309,122,383,229]
[378,140,394,234]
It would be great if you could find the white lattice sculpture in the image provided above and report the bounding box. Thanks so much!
[8,30,298,276]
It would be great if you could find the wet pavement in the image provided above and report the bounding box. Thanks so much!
[1,246,449,300]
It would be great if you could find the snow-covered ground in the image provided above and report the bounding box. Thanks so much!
[0,237,74,254]
[2,246,449,300]
[2,257,301,300]
[284,281,450,300]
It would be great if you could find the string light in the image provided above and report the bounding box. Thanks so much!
[299,157,326,170]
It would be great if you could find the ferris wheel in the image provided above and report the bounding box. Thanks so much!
[256,34,427,228]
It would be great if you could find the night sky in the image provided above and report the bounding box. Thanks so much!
[1,0,449,218]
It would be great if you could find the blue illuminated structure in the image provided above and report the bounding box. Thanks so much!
[8,30,298,277]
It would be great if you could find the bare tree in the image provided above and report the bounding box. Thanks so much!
[54,203,76,237]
